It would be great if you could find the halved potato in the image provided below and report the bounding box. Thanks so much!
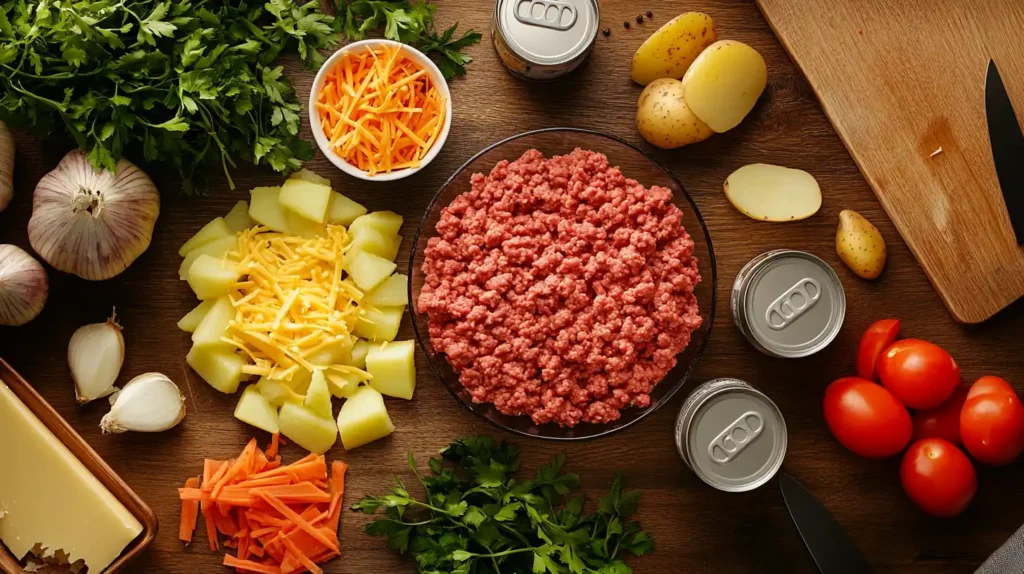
[724,163,821,222]
[682,40,768,133]
[631,12,716,85]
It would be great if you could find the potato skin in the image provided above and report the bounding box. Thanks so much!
[636,78,713,149]
[836,209,887,279]
[682,40,768,133]
[631,12,717,86]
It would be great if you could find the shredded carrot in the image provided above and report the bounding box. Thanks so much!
[180,438,347,574]
[179,477,200,543]
[317,43,445,175]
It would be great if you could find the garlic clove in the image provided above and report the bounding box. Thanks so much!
[68,311,124,404]
[100,372,186,434]
[0,245,48,326]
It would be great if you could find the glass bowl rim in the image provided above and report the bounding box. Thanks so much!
[407,127,718,441]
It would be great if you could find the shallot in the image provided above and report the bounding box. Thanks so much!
[0,244,48,326]
[68,312,124,404]
[0,120,13,213]
[101,372,186,433]
[29,150,159,281]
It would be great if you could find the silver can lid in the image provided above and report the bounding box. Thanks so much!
[497,0,599,64]
[687,380,787,492]
[742,250,845,358]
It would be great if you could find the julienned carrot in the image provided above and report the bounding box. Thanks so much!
[180,477,200,543]
[223,555,281,574]
[180,438,345,574]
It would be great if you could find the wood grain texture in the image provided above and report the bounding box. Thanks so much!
[757,0,1024,324]
[1,1,1023,573]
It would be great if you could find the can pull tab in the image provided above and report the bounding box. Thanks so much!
[765,278,820,331]
[708,411,764,464]
[514,0,578,31]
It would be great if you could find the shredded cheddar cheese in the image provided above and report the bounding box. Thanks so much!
[223,225,369,383]
[316,44,446,176]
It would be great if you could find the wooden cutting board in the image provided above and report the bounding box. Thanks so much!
[757,0,1024,323]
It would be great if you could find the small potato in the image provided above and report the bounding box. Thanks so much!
[836,209,887,279]
[631,12,717,86]
[682,40,768,132]
[724,163,821,221]
[636,78,714,149]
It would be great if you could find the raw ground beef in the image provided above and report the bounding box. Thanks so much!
[417,148,702,427]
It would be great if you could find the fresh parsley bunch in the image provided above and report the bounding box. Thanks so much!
[353,437,654,574]
[0,0,340,193]
[336,0,481,79]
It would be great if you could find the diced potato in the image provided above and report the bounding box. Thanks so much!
[364,273,409,307]
[290,168,332,187]
[345,339,373,369]
[191,296,234,348]
[179,217,232,256]
[723,163,821,222]
[836,209,887,280]
[177,299,215,333]
[636,78,713,149]
[187,344,246,394]
[278,402,338,454]
[249,186,290,232]
[366,340,416,400]
[353,305,404,342]
[279,178,332,223]
[350,211,403,236]
[347,251,396,292]
[234,385,280,433]
[178,234,238,280]
[187,254,242,300]
[304,370,333,419]
[631,12,717,85]
[327,192,367,226]
[289,368,313,395]
[682,40,768,133]
[307,336,354,367]
[285,211,325,239]
[346,226,399,261]
[326,372,363,399]
[336,386,394,450]
[384,235,402,262]
[223,200,256,233]
[256,377,304,407]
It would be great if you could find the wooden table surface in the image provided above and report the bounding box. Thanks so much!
[2,1,1023,573]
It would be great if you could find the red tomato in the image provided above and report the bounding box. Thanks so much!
[856,319,900,380]
[900,438,976,517]
[824,377,913,458]
[913,388,968,445]
[961,376,1024,466]
[877,339,960,409]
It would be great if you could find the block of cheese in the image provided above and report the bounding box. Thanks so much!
[0,378,143,572]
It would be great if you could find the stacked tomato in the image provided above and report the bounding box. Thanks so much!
[823,319,1024,517]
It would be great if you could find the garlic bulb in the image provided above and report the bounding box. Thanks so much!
[0,244,48,326]
[0,120,13,213]
[28,150,160,280]
[101,372,186,434]
[69,312,124,404]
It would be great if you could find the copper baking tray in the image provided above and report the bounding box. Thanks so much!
[0,358,158,573]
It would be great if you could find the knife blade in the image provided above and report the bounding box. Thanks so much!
[779,473,872,574]
[985,59,1024,245]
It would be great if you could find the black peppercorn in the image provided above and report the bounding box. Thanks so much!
[635,14,644,23]
[646,11,653,18]
[623,21,630,29]
[602,27,611,36]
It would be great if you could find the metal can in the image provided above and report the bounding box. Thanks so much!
[731,250,846,358]
[675,378,787,492]
[492,0,600,81]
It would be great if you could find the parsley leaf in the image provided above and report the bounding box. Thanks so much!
[354,437,654,573]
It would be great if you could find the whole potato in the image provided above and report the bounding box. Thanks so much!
[682,40,768,132]
[836,209,887,279]
[631,12,717,86]
[636,78,714,149]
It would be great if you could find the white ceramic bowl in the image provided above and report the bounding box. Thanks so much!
[309,39,453,182]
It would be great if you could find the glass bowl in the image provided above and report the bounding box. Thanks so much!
[408,128,717,440]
